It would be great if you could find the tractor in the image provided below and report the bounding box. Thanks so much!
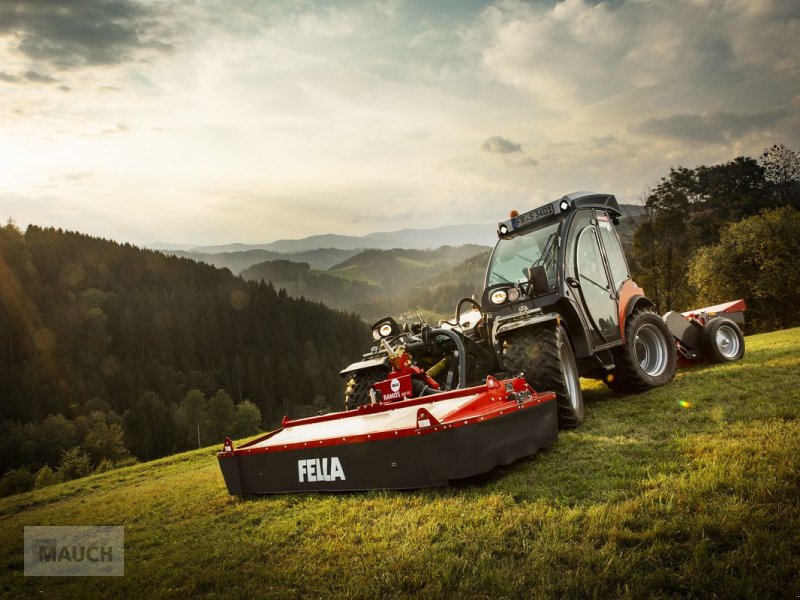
[341,191,745,428]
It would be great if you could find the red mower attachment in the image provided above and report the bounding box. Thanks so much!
[217,375,557,495]
[663,299,747,365]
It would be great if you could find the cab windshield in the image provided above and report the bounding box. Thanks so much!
[486,221,561,287]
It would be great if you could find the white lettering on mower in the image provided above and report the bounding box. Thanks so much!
[297,457,346,483]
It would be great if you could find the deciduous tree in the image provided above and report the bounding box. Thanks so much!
[688,206,800,331]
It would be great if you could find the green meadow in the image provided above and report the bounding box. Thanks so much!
[2,328,798,599]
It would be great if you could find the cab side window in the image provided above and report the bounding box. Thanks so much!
[596,212,629,290]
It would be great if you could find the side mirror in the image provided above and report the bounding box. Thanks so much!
[524,265,550,297]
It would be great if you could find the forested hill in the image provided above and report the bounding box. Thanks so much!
[239,244,490,319]
[0,224,368,466]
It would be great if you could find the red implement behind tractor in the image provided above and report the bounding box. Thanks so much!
[664,299,746,366]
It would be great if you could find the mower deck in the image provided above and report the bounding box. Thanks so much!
[218,376,557,495]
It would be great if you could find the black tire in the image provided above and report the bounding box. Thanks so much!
[701,317,745,363]
[345,367,388,409]
[502,324,584,428]
[607,310,677,393]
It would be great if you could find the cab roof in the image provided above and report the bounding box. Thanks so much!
[497,191,620,238]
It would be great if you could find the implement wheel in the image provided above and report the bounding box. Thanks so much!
[701,317,745,363]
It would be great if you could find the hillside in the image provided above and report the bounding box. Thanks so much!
[0,224,369,471]
[240,245,489,316]
[326,244,489,290]
[352,250,491,322]
[166,248,360,273]
[240,260,381,312]
[2,328,798,598]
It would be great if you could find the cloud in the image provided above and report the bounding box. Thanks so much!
[482,135,522,154]
[0,0,172,70]
[51,172,94,182]
[100,123,129,135]
[23,71,59,84]
[516,156,538,167]
[0,70,59,84]
[472,0,800,113]
[632,109,788,144]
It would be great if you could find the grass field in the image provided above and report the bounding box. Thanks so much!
[1,328,799,599]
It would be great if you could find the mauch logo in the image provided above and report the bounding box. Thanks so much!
[298,457,346,482]
[38,543,113,563]
[390,378,401,393]
[24,526,124,577]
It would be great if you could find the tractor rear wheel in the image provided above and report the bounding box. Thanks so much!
[607,310,676,393]
[346,367,389,409]
[701,317,745,363]
[502,325,584,428]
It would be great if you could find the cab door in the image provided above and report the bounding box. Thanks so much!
[565,210,621,347]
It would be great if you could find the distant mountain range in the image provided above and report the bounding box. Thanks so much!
[149,222,498,255]
[167,248,360,272]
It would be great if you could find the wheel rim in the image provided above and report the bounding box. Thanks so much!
[559,342,580,411]
[715,324,740,359]
[634,324,668,377]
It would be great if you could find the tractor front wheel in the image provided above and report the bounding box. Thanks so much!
[607,310,676,393]
[502,325,584,428]
[345,367,389,409]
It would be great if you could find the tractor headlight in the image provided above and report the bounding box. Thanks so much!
[379,323,393,338]
[490,289,508,305]
[498,224,509,235]
[372,328,382,341]
[559,199,570,211]
[506,287,520,302]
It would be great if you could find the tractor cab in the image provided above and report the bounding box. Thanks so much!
[483,192,638,370]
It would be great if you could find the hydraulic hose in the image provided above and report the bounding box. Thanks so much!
[425,328,468,389]
[443,297,483,327]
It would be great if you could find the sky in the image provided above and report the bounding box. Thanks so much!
[1,0,798,246]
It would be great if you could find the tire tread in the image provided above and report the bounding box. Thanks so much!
[503,326,583,428]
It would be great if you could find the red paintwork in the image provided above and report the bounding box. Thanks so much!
[618,279,647,339]
[673,298,747,365]
[416,407,441,428]
[682,299,747,325]
[374,374,414,402]
[219,376,555,458]
[383,352,440,391]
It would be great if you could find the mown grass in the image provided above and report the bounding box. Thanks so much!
[1,328,799,599]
